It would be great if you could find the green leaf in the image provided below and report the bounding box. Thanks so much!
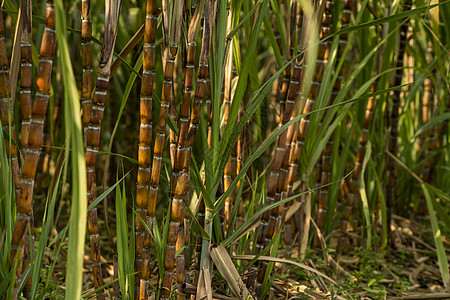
[55,1,88,299]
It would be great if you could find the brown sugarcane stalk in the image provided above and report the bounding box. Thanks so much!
[172,3,205,298]
[10,3,56,292]
[290,0,327,259]
[269,1,305,237]
[253,2,309,295]
[283,118,303,249]
[315,0,334,230]
[312,1,349,246]
[16,2,33,296]
[273,4,303,249]
[178,2,207,291]
[174,181,191,300]
[146,0,185,298]
[160,2,213,298]
[1,12,25,289]
[145,0,183,265]
[193,199,205,287]
[175,1,204,172]
[340,83,377,238]
[81,0,93,140]
[0,6,20,196]
[278,2,294,122]
[257,0,304,252]
[135,0,158,298]
[85,1,121,298]
[386,0,410,244]
[18,0,32,166]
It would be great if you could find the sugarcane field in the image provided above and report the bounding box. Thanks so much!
[1,0,450,299]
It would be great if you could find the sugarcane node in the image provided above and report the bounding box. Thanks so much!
[81,21,92,40]
[41,31,57,57]
[177,124,189,146]
[139,126,153,146]
[141,74,154,95]
[322,13,332,26]
[147,188,157,213]
[88,211,100,234]
[89,103,105,125]
[286,82,299,102]
[164,245,176,269]
[143,47,156,68]
[173,175,188,198]
[90,234,101,261]
[161,272,173,298]
[36,66,53,94]
[21,149,40,178]
[82,70,93,92]
[20,70,32,90]
[319,26,331,39]
[86,128,100,149]
[144,19,157,43]
[44,3,55,26]
[81,0,91,15]
[324,1,333,11]
[139,97,152,121]
[170,198,183,222]
[344,0,354,9]
[176,258,185,283]
[92,265,104,288]
[141,254,151,278]
[85,149,99,167]
[28,124,45,149]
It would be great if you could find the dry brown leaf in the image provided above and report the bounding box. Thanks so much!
[210,244,253,300]
[196,268,212,300]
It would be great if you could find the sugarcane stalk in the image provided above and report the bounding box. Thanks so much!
[178,2,205,292]
[310,1,346,247]
[0,6,20,195]
[386,0,411,244]
[81,0,93,138]
[277,2,295,121]
[10,3,56,292]
[85,1,121,298]
[146,0,185,298]
[160,2,215,298]
[145,1,183,262]
[173,4,205,298]
[253,2,309,295]
[0,8,23,283]
[175,1,207,291]
[134,1,158,298]
[340,84,377,238]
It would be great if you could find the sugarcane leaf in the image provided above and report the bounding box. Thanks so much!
[55,1,88,299]
[421,184,450,291]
